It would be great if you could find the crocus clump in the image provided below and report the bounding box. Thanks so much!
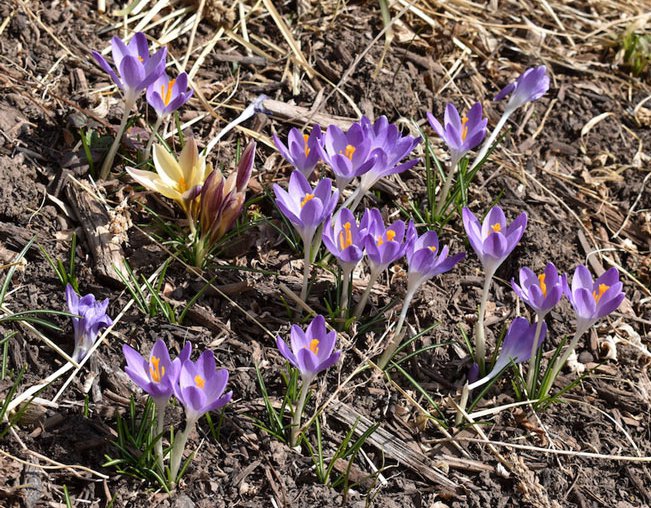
[427,103,487,215]
[468,317,546,390]
[126,138,212,227]
[511,262,565,394]
[91,32,167,179]
[462,205,527,371]
[65,284,113,362]
[194,141,255,267]
[276,315,340,446]
[354,208,415,317]
[123,340,192,470]
[273,170,339,301]
[377,230,464,369]
[122,341,231,485]
[273,126,323,179]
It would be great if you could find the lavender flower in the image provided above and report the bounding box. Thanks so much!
[362,208,415,273]
[469,317,546,390]
[174,350,232,422]
[377,230,464,369]
[146,72,193,119]
[462,206,527,277]
[317,123,379,191]
[512,263,565,318]
[565,265,625,336]
[276,315,341,383]
[273,171,339,246]
[123,339,192,402]
[65,284,113,362]
[322,207,367,271]
[273,126,322,178]
[495,65,550,113]
[92,32,167,103]
[427,102,487,165]
[277,314,341,447]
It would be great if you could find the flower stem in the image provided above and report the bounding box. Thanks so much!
[300,241,312,303]
[470,110,512,172]
[348,187,367,214]
[290,379,311,447]
[475,272,494,374]
[99,95,136,180]
[340,267,352,318]
[525,316,545,397]
[154,399,167,473]
[376,287,417,369]
[434,158,460,217]
[353,269,380,318]
[144,116,164,162]
[541,329,585,399]
[169,416,197,486]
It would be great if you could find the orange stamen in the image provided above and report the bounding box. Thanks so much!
[301,193,315,207]
[149,356,164,383]
[194,375,206,389]
[491,223,502,233]
[340,144,356,160]
[338,222,353,250]
[593,283,609,303]
[309,339,320,355]
[461,115,469,141]
[538,273,547,297]
[428,245,437,252]
[303,134,310,157]
[386,230,396,242]
[160,78,176,106]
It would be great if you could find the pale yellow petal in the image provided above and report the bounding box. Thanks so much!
[127,166,183,203]
[153,144,183,188]
[178,138,200,186]
[223,172,237,195]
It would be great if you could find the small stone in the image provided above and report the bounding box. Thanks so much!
[578,351,594,364]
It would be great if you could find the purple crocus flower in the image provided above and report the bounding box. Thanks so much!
[146,72,193,119]
[406,230,465,290]
[123,340,192,401]
[273,126,322,178]
[469,317,547,390]
[174,350,232,422]
[494,65,550,112]
[358,116,421,191]
[322,207,367,271]
[276,315,341,382]
[92,32,167,103]
[565,265,625,336]
[273,170,339,245]
[65,284,113,362]
[361,208,415,272]
[462,206,527,276]
[317,123,379,191]
[512,263,565,317]
[427,102,487,165]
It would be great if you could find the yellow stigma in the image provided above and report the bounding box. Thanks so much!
[303,134,310,157]
[160,78,176,106]
[194,375,206,389]
[338,222,353,250]
[491,223,502,233]
[301,193,315,207]
[461,115,469,141]
[340,144,356,160]
[593,283,609,303]
[538,273,547,297]
[428,245,437,252]
[149,356,165,383]
[138,56,144,63]
[309,339,320,355]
